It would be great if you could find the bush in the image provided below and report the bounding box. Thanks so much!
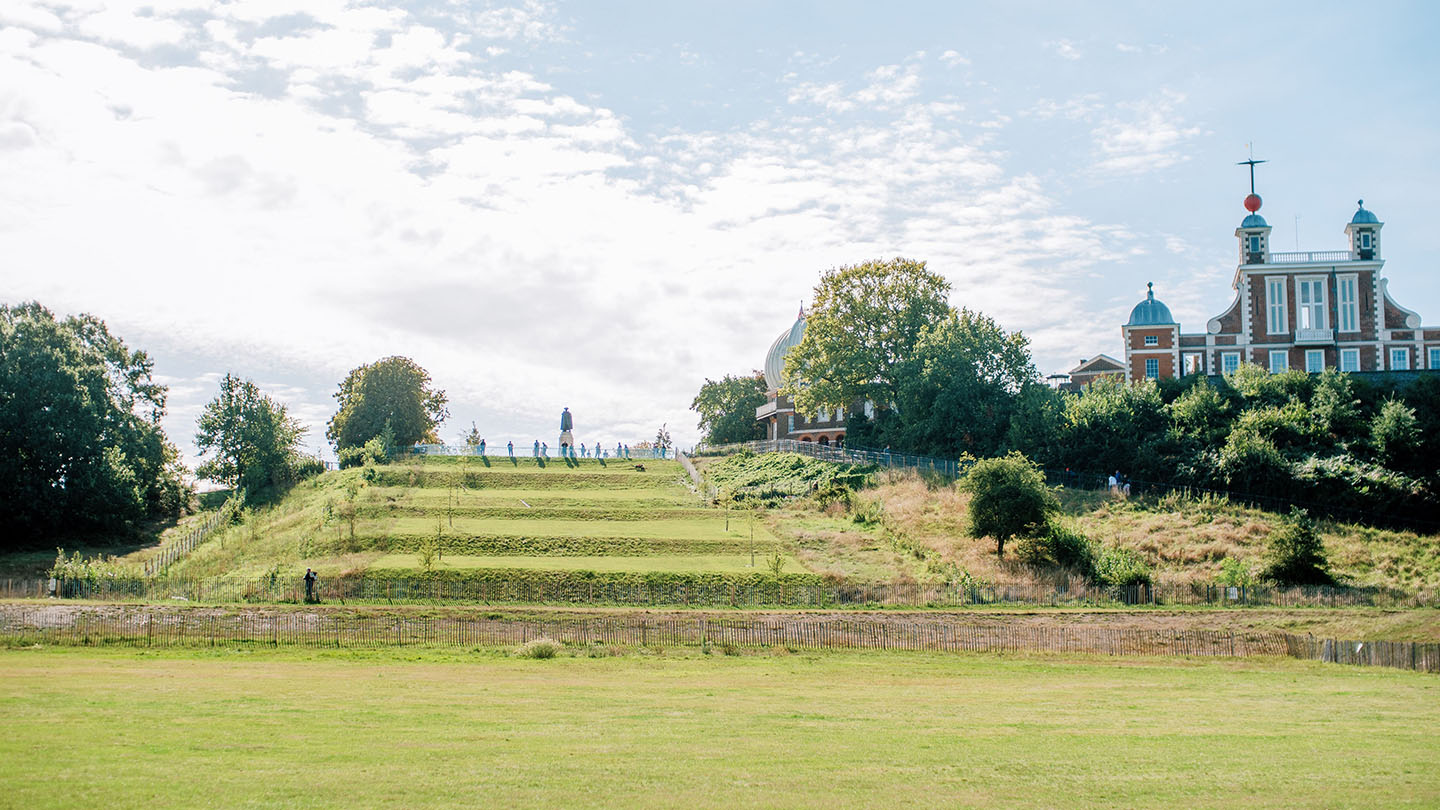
[1014,523,1096,578]
[1093,547,1152,587]
[338,435,389,469]
[515,638,563,659]
[1216,556,1255,587]
[958,452,1057,556]
[1260,508,1333,586]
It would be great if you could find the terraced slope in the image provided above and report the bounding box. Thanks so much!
[167,457,801,584]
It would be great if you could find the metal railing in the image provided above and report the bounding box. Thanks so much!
[405,444,670,460]
[692,439,962,479]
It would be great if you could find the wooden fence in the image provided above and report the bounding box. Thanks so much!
[2,576,1427,609]
[0,606,1434,673]
[143,491,245,577]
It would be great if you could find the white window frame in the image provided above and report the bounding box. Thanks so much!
[1304,349,1324,373]
[1390,348,1410,371]
[862,400,875,418]
[1429,347,1440,371]
[787,414,795,433]
[1221,352,1240,375]
[1182,353,1203,375]
[1336,274,1359,333]
[1269,349,1288,374]
[1143,335,1158,346]
[817,407,830,422]
[1266,277,1288,334]
[1144,358,1159,379]
[1361,232,1373,250]
[1340,348,1361,373]
[1296,276,1327,331]
[1248,235,1261,254]
[835,405,845,422]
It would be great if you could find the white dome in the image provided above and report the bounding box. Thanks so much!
[763,313,806,391]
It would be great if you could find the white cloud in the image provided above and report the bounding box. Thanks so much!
[1046,39,1082,60]
[939,49,969,67]
[1090,90,1205,174]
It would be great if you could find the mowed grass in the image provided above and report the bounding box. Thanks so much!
[379,515,778,542]
[370,553,800,573]
[1,647,1436,809]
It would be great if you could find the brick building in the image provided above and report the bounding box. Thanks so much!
[1124,196,1438,381]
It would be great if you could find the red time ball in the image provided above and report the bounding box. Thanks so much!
[1244,193,1262,212]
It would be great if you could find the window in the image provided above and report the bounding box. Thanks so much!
[817,407,829,422]
[1305,350,1324,373]
[1143,335,1158,346]
[1183,354,1203,375]
[1269,350,1288,374]
[1297,278,1326,330]
[835,405,845,422]
[1430,348,1440,371]
[1340,348,1360,373]
[1337,275,1358,333]
[1248,235,1261,254]
[863,400,875,418]
[1221,352,1240,375]
[1266,278,1287,334]
[1390,348,1410,371]
[1361,232,1372,250]
[787,414,795,433]
[1145,358,1159,379]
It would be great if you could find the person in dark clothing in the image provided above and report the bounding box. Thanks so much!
[304,568,317,602]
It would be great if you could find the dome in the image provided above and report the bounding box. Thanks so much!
[1127,283,1175,326]
[1351,200,1379,225]
[763,311,806,390]
[1240,213,1268,228]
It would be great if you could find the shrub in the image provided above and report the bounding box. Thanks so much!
[1014,523,1096,578]
[1216,556,1255,587]
[1260,508,1333,586]
[515,638,563,659]
[1093,547,1152,587]
[338,435,389,469]
[958,452,1057,556]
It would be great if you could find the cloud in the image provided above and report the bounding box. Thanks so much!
[939,49,969,67]
[787,62,922,112]
[1045,39,1082,60]
[1090,90,1205,174]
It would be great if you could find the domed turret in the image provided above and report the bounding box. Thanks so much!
[763,308,806,391]
[1240,213,1268,228]
[1127,283,1175,326]
[1351,200,1379,225]
[1345,199,1383,260]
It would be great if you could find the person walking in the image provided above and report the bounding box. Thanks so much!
[541,441,548,458]
[478,438,486,455]
[507,440,514,457]
[533,440,540,457]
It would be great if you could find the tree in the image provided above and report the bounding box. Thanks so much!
[958,452,1057,556]
[194,373,308,495]
[655,423,673,453]
[0,302,190,544]
[327,356,448,452]
[783,257,951,418]
[1260,508,1333,586]
[462,422,483,446]
[690,372,767,445]
[888,308,1039,457]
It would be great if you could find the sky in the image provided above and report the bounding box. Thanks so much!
[3,0,1439,469]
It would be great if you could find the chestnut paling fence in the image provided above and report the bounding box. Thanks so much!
[0,606,1434,673]
[0,576,1427,609]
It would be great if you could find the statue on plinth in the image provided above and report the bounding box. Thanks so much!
[559,407,574,455]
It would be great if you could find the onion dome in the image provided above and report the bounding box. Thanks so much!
[763,308,806,390]
[1351,199,1379,224]
[1127,283,1176,326]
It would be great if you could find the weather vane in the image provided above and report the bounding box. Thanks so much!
[1237,144,1267,211]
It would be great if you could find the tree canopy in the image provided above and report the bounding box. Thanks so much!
[782,257,950,418]
[327,356,448,451]
[195,373,309,495]
[690,372,767,445]
[0,302,189,545]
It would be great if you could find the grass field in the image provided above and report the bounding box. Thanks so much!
[369,553,800,573]
[0,646,1436,809]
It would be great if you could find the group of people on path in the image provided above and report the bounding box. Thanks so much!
[1108,470,1132,497]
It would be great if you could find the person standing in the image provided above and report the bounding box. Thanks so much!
[478,438,486,456]
[533,440,540,457]
[507,440,514,457]
[303,568,317,602]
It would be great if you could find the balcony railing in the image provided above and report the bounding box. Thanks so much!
[755,401,778,419]
[1294,328,1335,344]
[1266,250,1356,264]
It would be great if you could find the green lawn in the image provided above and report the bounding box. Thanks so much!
[0,647,1435,809]
[378,515,779,542]
[370,553,801,573]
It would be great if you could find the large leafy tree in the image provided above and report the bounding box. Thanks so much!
[327,356,448,451]
[0,302,189,545]
[887,308,1039,457]
[195,374,308,495]
[783,257,951,418]
[690,372,767,445]
[959,452,1057,557]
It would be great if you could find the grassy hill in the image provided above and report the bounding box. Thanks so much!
[163,457,802,583]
